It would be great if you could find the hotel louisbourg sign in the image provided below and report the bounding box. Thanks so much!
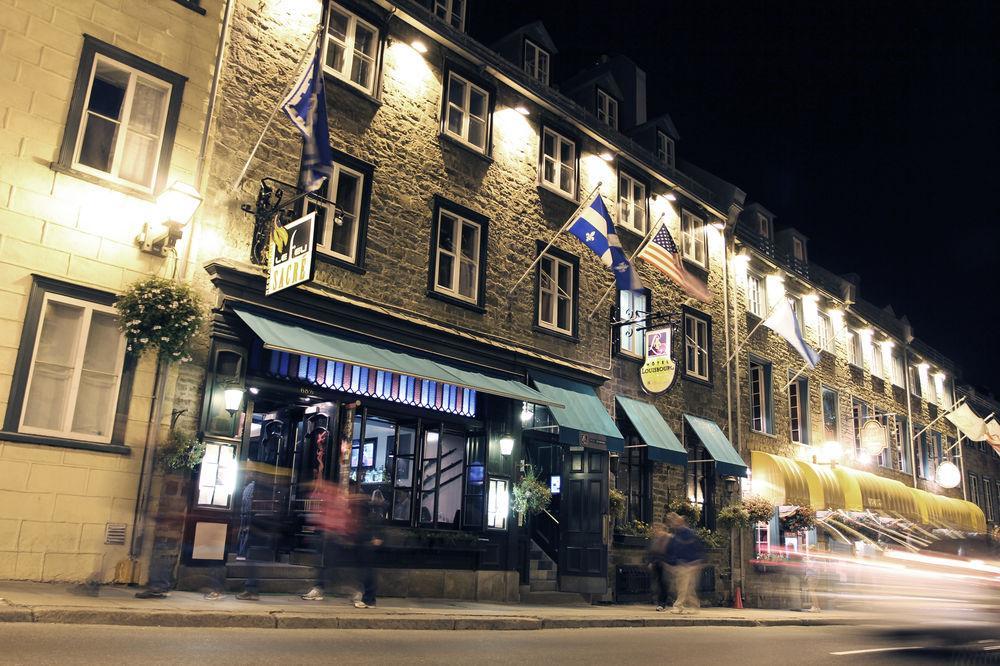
[640,327,677,395]
[266,211,316,296]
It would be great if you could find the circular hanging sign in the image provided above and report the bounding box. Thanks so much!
[640,327,677,395]
[860,419,888,456]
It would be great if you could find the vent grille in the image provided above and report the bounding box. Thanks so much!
[105,523,127,546]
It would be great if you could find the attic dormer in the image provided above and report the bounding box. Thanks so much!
[628,114,679,169]
[492,21,558,86]
[740,203,774,241]
[561,54,646,132]
[427,0,467,32]
[775,228,809,266]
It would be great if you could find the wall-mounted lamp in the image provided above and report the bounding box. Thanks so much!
[513,103,530,116]
[710,220,726,231]
[520,402,534,424]
[137,181,202,256]
[664,191,678,202]
[223,387,244,414]
[935,460,961,489]
[599,150,615,162]
[499,434,515,456]
[723,475,738,493]
[411,39,428,54]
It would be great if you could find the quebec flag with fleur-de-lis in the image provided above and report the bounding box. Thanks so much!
[567,192,644,291]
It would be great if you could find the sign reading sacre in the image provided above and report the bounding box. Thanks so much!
[266,211,316,296]
[640,326,677,395]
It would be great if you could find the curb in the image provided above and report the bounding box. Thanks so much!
[0,605,867,631]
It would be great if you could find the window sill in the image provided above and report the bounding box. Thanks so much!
[171,0,206,14]
[427,289,485,314]
[325,74,382,108]
[533,324,578,344]
[614,351,644,363]
[537,182,578,206]
[50,162,157,201]
[682,259,710,277]
[0,430,130,455]
[749,428,777,439]
[438,132,493,164]
[316,251,366,275]
[680,373,712,389]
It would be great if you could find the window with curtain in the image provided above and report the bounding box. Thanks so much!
[750,359,773,434]
[325,3,380,94]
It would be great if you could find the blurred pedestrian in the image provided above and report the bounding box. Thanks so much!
[647,523,672,611]
[301,480,356,601]
[664,512,706,614]
[351,490,385,608]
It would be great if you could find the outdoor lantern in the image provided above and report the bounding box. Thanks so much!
[935,460,961,489]
[137,181,203,256]
[223,388,244,414]
[520,402,534,424]
[499,434,515,456]
[819,440,843,464]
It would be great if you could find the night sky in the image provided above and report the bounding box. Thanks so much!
[472,1,999,391]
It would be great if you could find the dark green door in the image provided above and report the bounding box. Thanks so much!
[559,447,608,593]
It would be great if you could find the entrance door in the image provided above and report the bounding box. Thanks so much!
[560,447,609,593]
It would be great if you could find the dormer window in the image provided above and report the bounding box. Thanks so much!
[434,0,465,31]
[757,214,770,239]
[596,88,618,130]
[656,131,674,168]
[792,237,805,262]
[523,39,549,85]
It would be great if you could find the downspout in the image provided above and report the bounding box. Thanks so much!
[903,345,917,488]
[720,222,736,603]
[953,381,967,500]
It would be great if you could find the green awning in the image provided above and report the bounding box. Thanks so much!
[530,371,624,453]
[683,414,748,478]
[615,396,687,466]
[233,308,561,407]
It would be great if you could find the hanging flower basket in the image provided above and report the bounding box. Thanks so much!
[158,429,205,471]
[512,474,552,516]
[116,277,205,363]
[780,505,817,533]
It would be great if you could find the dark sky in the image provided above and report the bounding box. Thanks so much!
[472,1,1000,390]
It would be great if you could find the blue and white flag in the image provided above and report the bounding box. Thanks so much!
[567,193,644,291]
[282,48,333,192]
[765,298,821,369]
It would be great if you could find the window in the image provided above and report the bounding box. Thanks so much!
[680,210,707,268]
[434,0,466,31]
[196,442,238,508]
[4,278,129,448]
[817,312,833,352]
[871,341,885,378]
[789,374,808,444]
[927,373,939,405]
[540,127,576,196]
[746,272,764,317]
[984,479,994,523]
[891,351,905,387]
[792,237,805,262]
[894,415,910,474]
[617,289,648,357]
[969,474,980,508]
[443,71,490,153]
[874,409,891,468]
[749,358,773,434]
[915,428,929,479]
[851,398,870,457]
[523,39,549,85]
[656,131,675,167]
[757,214,770,239]
[618,171,648,234]
[428,198,487,308]
[686,426,715,529]
[59,36,185,193]
[536,249,577,337]
[909,366,923,398]
[683,309,711,382]
[324,4,379,94]
[616,444,649,524]
[487,478,509,529]
[822,386,839,443]
[305,150,373,266]
[596,88,618,129]
[847,330,863,368]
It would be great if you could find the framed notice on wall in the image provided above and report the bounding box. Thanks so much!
[266,211,316,295]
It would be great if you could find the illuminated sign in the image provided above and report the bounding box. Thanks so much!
[640,326,677,395]
[266,211,316,295]
[860,420,888,456]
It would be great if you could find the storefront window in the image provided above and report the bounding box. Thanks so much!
[197,442,237,508]
[487,478,509,529]
[615,442,648,524]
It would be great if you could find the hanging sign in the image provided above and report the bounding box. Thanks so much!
[860,419,888,456]
[640,327,677,395]
[266,211,316,296]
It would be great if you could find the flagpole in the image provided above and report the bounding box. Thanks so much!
[910,396,969,440]
[507,183,602,296]
[586,211,665,320]
[780,320,849,392]
[721,297,785,368]
[230,26,322,192]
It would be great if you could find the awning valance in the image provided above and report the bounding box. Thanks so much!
[615,396,687,466]
[233,308,561,408]
[683,415,747,478]
[530,372,624,453]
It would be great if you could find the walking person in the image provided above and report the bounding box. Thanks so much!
[300,479,355,602]
[647,523,672,611]
[351,490,385,608]
[664,512,706,614]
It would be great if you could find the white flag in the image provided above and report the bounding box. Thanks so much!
[764,299,820,369]
[944,403,987,441]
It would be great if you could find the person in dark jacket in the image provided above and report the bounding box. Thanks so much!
[664,512,706,614]
[351,491,385,608]
[646,524,672,611]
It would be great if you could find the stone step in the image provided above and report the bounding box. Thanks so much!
[529,579,558,592]
[530,558,554,571]
[226,562,318,580]
[529,568,555,582]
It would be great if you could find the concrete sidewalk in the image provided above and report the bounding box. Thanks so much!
[0,581,877,631]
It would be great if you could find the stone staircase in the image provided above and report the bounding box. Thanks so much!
[520,540,589,605]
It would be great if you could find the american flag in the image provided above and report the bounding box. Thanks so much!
[637,220,712,303]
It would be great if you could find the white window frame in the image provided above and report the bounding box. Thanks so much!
[323,3,380,95]
[596,88,618,129]
[311,161,364,263]
[680,210,707,268]
[656,131,675,167]
[817,312,833,352]
[443,71,490,153]
[618,289,648,357]
[487,477,509,529]
[684,312,710,381]
[984,477,993,523]
[434,0,466,31]
[847,331,863,368]
[821,386,839,443]
[433,209,482,304]
[18,293,126,444]
[891,351,905,387]
[539,127,576,197]
[969,474,980,508]
[72,54,171,192]
[618,171,648,234]
[792,237,805,262]
[749,360,770,434]
[871,344,884,379]
[746,272,764,317]
[757,214,770,239]
[789,375,807,444]
[537,253,575,335]
[523,38,549,85]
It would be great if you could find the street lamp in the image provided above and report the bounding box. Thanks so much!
[137,181,203,256]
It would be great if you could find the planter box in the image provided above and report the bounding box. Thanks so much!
[613,534,649,548]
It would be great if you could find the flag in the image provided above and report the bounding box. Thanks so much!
[986,419,1000,455]
[567,193,644,291]
[945,403,988,441]
[636,218,712,302]
[764,298,820,369]
[282,46,333,192]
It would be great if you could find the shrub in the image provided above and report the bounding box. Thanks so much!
[158,430,205,471]
[609,487,627,522]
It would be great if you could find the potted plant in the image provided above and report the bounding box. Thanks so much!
[717,503,752,530]
[613,519,652,546]
[512,474,552,518]
[158,429,205,472]
[665,497,701,526]
[609,487,627,524]
[116,276,205,363]
[743,495,777,524]
[780,505,816,534]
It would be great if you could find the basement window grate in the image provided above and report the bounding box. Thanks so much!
[105,523,127,546]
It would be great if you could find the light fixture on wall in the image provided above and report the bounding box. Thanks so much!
[710,220,725,231]
[137,181,202,256]
[520,402,534,424]
[411,39,428,54]
[499,434,515,456]
[513,103,530,116]
[935,460,961,489]
[223,387,244,414]
[599,150,615,162]
[664,191,678,202]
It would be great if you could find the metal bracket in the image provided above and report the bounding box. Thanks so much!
[242,177,339,265]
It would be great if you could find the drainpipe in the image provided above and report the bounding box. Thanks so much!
[720,220,736,602]
[903,345,917,489]
[952,382,967,501]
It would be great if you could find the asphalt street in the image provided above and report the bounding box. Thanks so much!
[1,623,996,665]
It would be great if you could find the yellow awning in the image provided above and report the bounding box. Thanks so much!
[750,451,811,507]
[909,488,985,532]
[835,467,922,523]
[796,459,847,510]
